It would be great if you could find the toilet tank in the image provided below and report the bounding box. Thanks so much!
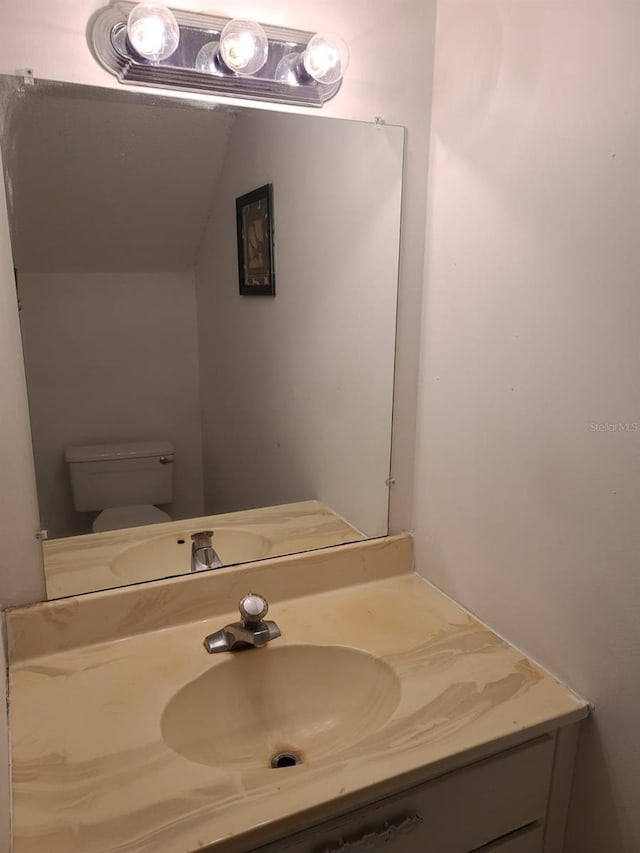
[66,440,174,511]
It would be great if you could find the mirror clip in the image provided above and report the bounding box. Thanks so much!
[18,68,35,87]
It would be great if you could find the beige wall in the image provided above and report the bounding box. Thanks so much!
[414,2,640,851]
[195,111,402,535]
[20,272,205,539]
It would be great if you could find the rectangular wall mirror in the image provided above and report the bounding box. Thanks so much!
[0,75,404,601]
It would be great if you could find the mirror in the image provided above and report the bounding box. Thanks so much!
[0,76,403,601]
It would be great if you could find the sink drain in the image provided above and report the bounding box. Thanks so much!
[270,751,303,768]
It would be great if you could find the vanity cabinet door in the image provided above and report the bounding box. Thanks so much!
[250,736,554,853]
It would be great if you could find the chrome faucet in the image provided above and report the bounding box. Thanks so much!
[203,593,281,653]
[191,531,223,572]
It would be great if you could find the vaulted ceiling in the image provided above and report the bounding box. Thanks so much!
[4,86,236,272]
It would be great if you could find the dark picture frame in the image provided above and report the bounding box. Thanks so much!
[235,183,275,296]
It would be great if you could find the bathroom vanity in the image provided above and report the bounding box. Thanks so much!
[251,736,559,853]
[7,535,587,853]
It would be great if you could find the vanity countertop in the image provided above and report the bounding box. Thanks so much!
[43,499,365,598]
[8,535,588,853]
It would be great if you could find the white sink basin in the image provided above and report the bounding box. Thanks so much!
[161,644,401,769]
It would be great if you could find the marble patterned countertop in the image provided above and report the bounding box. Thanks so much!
[8,536,588,853]
[43,500,366,599]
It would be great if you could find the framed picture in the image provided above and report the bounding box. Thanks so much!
[235,183,275,296]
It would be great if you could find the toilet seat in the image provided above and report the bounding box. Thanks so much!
[92,505,172,533]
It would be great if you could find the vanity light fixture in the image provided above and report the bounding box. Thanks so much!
[91,1,349,107]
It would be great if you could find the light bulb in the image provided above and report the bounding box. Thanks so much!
[127,3,180,62]
[220,19,268,76]
[303,32,349,84]
[195,41,224,76]
[274,52,302,86]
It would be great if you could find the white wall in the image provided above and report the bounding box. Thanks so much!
[414,3,640,851]
[19,272,205,538]
[195,112,402,535]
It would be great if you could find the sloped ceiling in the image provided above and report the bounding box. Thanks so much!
[5,87,236,272]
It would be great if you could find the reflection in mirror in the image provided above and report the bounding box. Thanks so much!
[0,76,403,601]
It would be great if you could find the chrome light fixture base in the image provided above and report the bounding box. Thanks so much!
[90,2,343,107]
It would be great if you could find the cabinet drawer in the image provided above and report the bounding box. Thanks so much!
[251,736,554,853]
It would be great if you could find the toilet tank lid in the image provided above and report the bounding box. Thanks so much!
[65,440,174,463]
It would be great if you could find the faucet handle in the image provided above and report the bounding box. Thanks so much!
[239,593,269,623]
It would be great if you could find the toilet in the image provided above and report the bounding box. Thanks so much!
[66,440,174,533]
